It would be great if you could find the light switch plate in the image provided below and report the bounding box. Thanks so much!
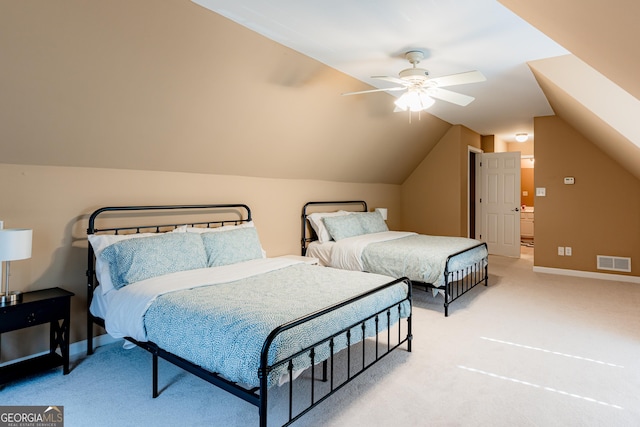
[536,187,546,197]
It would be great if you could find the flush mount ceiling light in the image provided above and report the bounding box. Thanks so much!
[515,133,528,142]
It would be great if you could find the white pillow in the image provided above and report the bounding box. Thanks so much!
[88,227,185,294]
[184,221,266,257]
[307,211,352,243]
[89,233,154,294]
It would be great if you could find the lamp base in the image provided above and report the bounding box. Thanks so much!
[0,290,22,304]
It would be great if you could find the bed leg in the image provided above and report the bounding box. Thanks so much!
[87,321,93,356]
[444,282,450,317]
[152,353,159,398]
[484,262,489,286]
[407,312,413,353]
[322,359,328,382]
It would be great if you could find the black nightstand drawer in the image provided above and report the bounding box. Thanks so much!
[1,299,69,332]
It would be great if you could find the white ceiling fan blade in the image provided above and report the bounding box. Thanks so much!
[428,88,475,106]
[341,86,405,96]
[372,75,409,86]
[428,70,486,88]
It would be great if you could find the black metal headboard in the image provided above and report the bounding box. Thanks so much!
[86,203,251,354]
[301,200,367,255]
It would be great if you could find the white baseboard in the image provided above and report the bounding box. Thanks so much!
[0,334,123,368]
[533,266,640,284]
[70,333,123,357]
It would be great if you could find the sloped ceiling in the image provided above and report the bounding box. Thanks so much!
[0,0,450,185]
[2,1,639,184]
[192,0,568,143]
[528,55,640,180]
[500,0,640,179]
[499,0,640,101]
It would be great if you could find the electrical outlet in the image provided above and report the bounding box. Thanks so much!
[558,246,565,256]
[0,220,3,229]
[565,247,572,256]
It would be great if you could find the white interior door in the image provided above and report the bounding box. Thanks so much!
[480,152,521,257]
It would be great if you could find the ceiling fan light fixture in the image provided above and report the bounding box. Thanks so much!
[515,133,528,142]
[394,89,435,112]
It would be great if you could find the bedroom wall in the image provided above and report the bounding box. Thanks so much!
[0,0,447,363]
[0,0,451,186]
[0,163,401,362]
[533,116,640,276]
[400,125,481,236]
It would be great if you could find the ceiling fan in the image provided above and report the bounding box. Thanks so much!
[342,50,486,112]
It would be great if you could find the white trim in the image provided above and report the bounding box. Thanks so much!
[70,333,123,356]
[533,266,640,284]
[0,333,122,367]
[467,146,483,239]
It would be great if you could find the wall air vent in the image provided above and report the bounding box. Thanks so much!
[597,255,631,272]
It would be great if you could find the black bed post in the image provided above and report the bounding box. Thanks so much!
[86,242,95,355]
[258,366,268,427]
[301,206,307,256]
[444,281,450,317]
[484,255,489,286]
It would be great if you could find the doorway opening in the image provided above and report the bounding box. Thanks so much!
[520,155,535,254]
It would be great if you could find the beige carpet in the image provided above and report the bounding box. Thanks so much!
[4,247,640,426]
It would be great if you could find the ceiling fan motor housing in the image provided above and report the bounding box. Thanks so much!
[399,67,429,83]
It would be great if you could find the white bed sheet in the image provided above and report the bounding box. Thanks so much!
[306,231,417,270]
[91,257,302,342]
[305,241,334,266]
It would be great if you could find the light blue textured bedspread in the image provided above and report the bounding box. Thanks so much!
[361,235,487,286]
[144,264,410,388]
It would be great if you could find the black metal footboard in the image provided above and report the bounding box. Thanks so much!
[258,277,412,427]
[414,242,488,316]
[442,242,488,316]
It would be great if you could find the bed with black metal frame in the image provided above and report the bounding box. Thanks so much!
[302,200,488,317]
[86,203,412,427]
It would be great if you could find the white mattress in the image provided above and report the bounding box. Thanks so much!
[305,241,334,266]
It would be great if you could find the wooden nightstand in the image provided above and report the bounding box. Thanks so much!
[0,287,74,384]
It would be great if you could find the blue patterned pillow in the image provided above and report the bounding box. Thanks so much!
[356,211,389,234]
[101,232,208,289]
[322,214,365,241]
[201,227,264,267]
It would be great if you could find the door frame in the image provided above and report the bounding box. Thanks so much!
[468,146,483,239]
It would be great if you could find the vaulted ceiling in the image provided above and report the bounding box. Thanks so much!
[1,1,639,184]
[500,0,640,179]
[193,0,640,180]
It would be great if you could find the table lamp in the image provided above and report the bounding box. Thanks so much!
[0,229,33,304]
[375,208,388,221]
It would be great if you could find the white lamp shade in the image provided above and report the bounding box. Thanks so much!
[0,229,33,261]
[375,208,388,221]
[394,90,435,112]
